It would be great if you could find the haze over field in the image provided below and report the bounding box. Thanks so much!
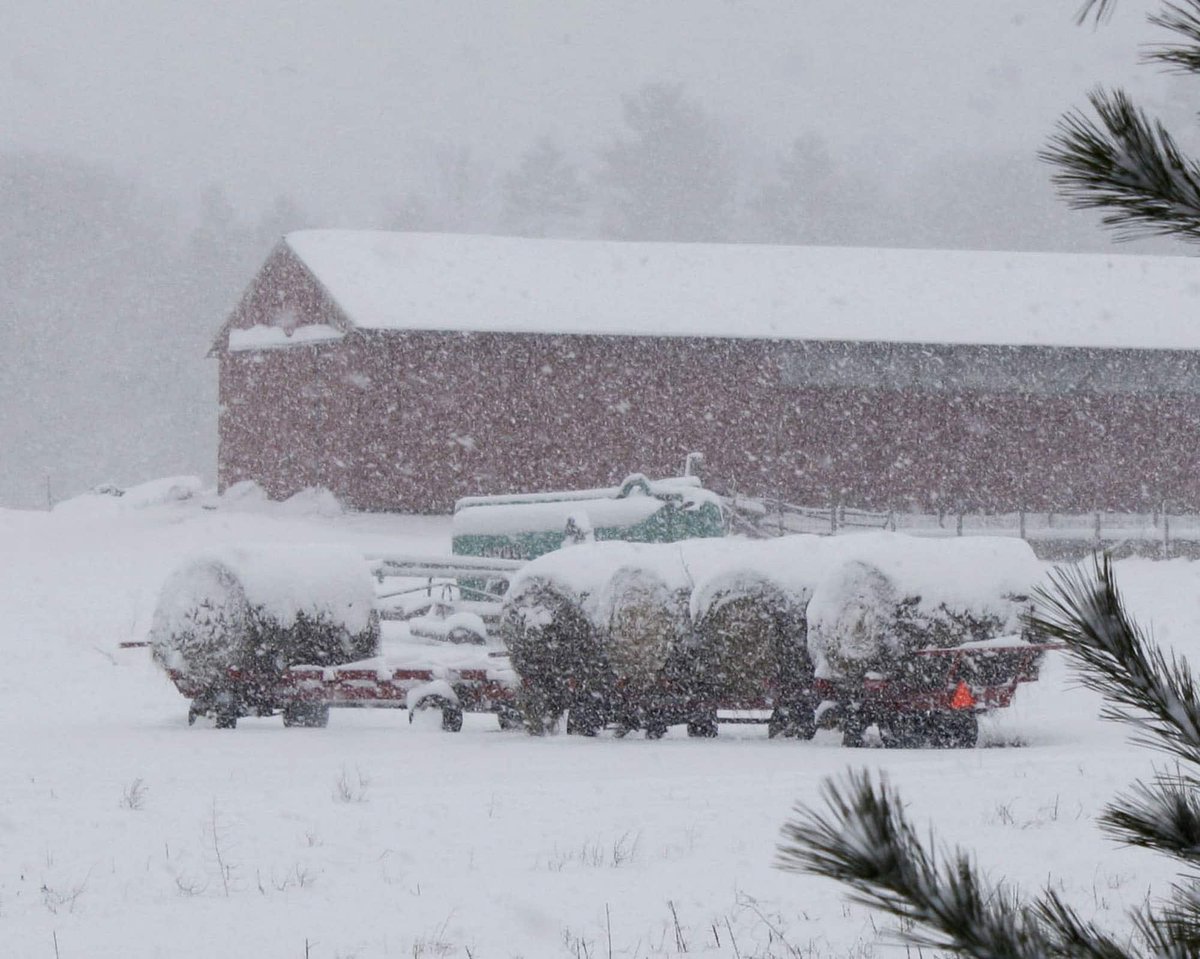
[1,1,1192,507]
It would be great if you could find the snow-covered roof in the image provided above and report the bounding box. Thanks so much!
[282,230,1200,352]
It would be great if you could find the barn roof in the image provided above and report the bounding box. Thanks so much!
[281,230,1200,352]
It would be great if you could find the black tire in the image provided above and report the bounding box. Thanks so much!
[645,721,668,740]
[768,703,818,740]
[879,714,920,748]
[897,711,979,748]
[282,702,330,728]
[213,708,239,729]
[686,715,718,738]
[496,704,524,730]
[935,711,978,748]
[841,709,870,748]
[441,704,464,733]
[566,710,601,737]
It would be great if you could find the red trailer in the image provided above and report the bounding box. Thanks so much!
[810,640,1061,748]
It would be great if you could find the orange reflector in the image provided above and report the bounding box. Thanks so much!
[950,681,976,710]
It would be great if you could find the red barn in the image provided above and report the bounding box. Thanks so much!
[211,231,1200,514]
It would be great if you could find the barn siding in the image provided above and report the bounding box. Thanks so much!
[218,326,1200,514]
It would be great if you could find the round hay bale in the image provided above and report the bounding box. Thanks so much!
[500,575,603,733]
[150,546,380,710]
[807,560,897,681]
[693,575,807,705]
[151,559,252,692]
[596,567,689,689]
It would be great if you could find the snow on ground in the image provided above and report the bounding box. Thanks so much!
[1,486,1193,958]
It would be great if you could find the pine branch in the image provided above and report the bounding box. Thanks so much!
[1028,554,1200,770]
[778,769,1093,958]
[1100,775,1200,864]
[1078,0,1120,25]
[1040,87,1200,242]
[1132,896,1200,957]
[1146,2,1200,71]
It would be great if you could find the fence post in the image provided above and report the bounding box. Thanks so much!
[1018,508,1026,540]
[1164,504,1171,560]
[887,509,896,532]
[830,497,838,535]
[1093,511,1102,546]
[956,512,963,537]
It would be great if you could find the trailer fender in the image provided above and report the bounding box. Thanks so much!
[406,679,460,714]
[407,680,464,732]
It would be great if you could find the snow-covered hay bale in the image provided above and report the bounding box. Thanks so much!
[806,535,1041,680]
[150,546,380,702]
[499,574,601,731]
[594,566,690,688]
[691,572,810,703]
[806,560,897,681]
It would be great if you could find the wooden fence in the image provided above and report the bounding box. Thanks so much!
[722,495,1200,560]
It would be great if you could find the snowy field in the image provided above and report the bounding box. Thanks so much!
[2,482,1195,958]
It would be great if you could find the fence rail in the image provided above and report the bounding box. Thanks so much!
[721,495,1200,560]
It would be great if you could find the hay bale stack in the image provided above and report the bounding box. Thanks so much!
[150,546,380,710]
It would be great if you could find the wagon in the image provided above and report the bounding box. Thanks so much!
[163,553,525,729]
[812,638,1059,748]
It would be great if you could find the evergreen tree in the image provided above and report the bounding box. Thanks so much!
[1041,0,1200,242]
[596,82,735,242]
[779,554,1200,957]
[499,136,588,238]
[750,133,881,247]
[387,143,496,234]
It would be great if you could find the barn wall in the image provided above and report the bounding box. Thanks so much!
[218,328,1200,513]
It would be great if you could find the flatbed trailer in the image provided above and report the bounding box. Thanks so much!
[166,638,1058,746]
[810,640,1062,748]
[169,649,520,731]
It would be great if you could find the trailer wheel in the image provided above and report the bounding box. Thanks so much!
[441,704,464,733]
[211,689,241,729]
[841,708,871,748]
[645,719,669,740]
[282,702,330,728]
[896,711,978,748]
[495,704,524,730]
[566,705,603,737]
[935,711,978,748]
[768,703,818,740]
[686,710,718,738]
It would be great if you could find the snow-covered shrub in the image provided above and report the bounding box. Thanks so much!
[150,546,379,715]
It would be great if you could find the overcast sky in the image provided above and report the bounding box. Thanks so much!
[5,0,1174,223]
